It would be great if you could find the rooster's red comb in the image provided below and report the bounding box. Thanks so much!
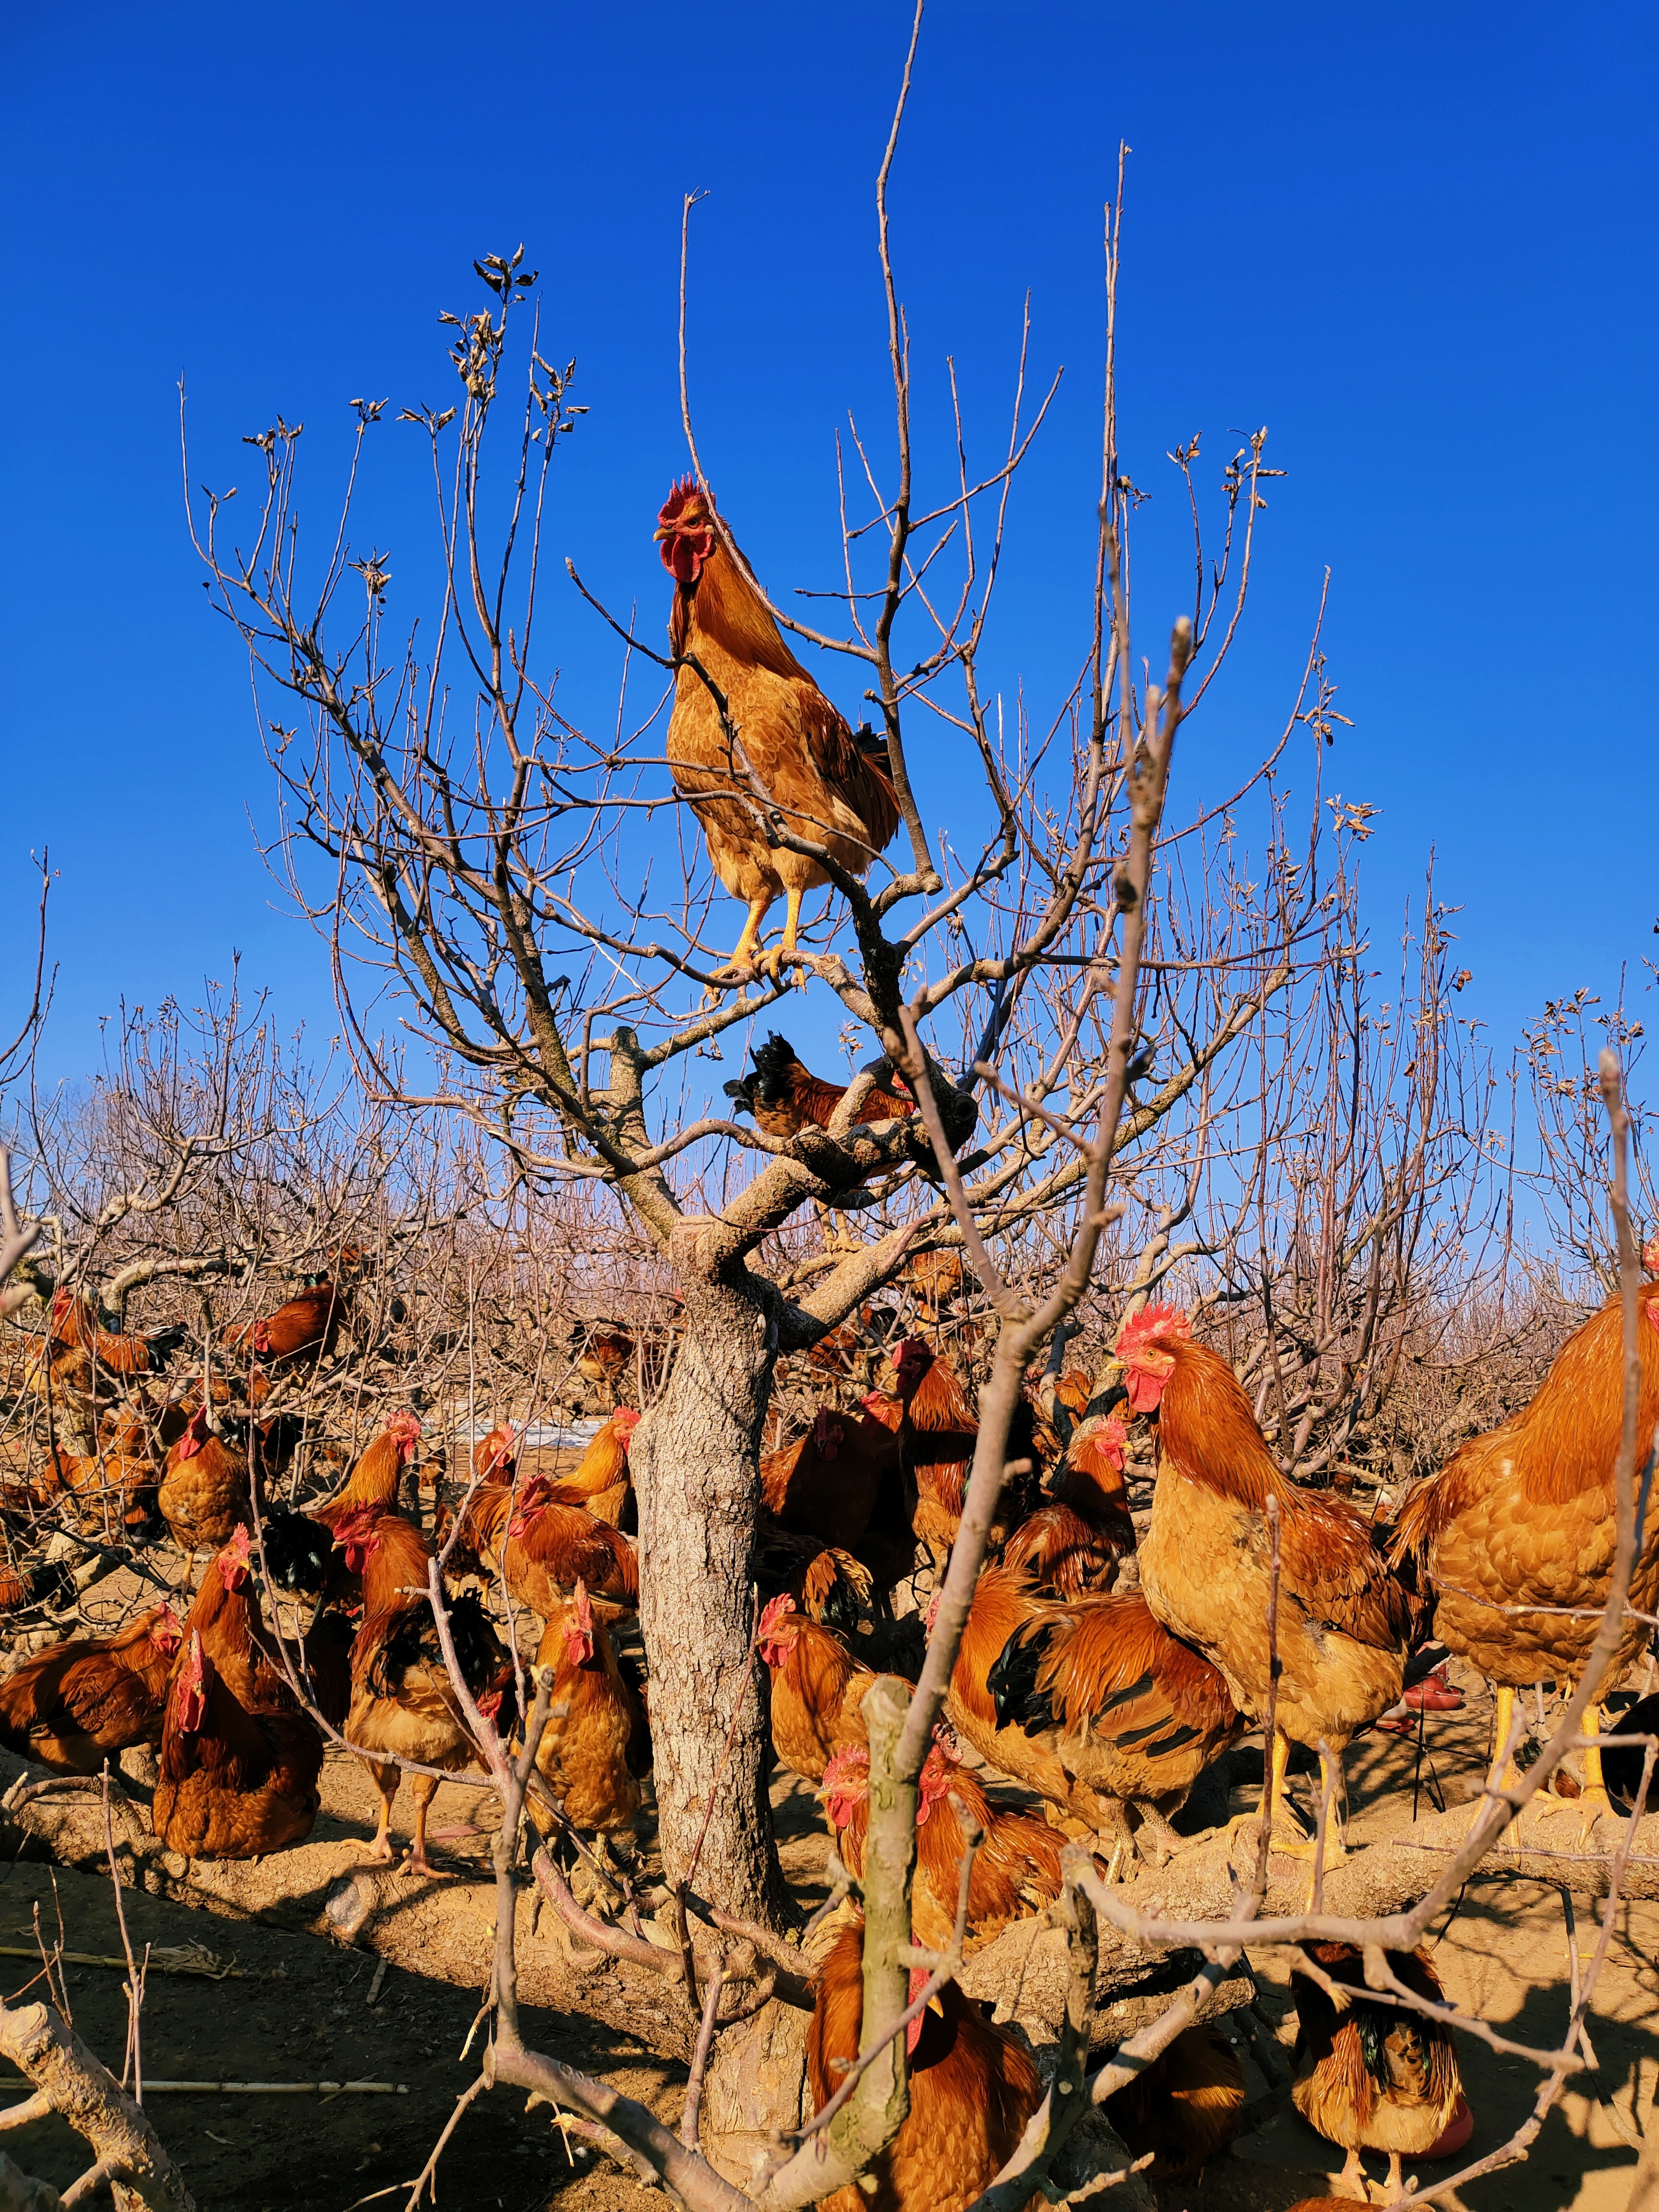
[756,1593,796,1641]
[821,1743,869,1795]
[657,475,711,529]
[1114,1303,1191,1366]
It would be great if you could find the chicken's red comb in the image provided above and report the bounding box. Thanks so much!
[821,1743,869,1795]
[756,1593,796,1640]
[386,1410,424,1440]
[657,475,712,529]
[1114,1302,1191,1365]
[613,1408,641,1439]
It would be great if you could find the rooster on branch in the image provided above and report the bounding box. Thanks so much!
[655,477,900,982]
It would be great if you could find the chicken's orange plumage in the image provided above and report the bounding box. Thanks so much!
[1290,1942,1467,2200]
[1389,1284,1659,1697]
[756,1594,874,1783]
[445,1477,639,1611]
[312,1412,422,1533]
[0,1603,183,1773]
[894,1339,1037,1567]
[656,480,898,979]
[153,1531,326,1859]
[532,1583,650,1834]
[1123,1315,1411,1767]
[939,1565,1109,1834]
[1101,2024,1247,2180]
[822,1738,1063,1947]
[805,1919,1041,2212]
[336,1505,517,1876]
[986,1587,1244,1849]
[1001,1414,1135,1597]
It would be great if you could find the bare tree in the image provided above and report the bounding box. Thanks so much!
[184,28,1411,1947]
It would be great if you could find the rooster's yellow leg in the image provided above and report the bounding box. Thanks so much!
[1226,1727,1312,1863]
[1335,2147,1370,2199]
[755,887,805,982]
[1311,1748,1350,1866]
[400,1773,442,1879]
[1579,1702,1615,1836]
[1488,1683,1522,1794]
[710,897,772,981]
[349,1761,400,1866]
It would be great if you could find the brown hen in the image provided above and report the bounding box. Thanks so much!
[1389,1278,1659,1819]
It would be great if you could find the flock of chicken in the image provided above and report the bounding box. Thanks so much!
[2,1224,1656,2209]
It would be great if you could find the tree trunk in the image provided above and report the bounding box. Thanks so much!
[633,1241,791,1929]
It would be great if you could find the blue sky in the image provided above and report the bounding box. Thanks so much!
[3,1,1655,1100]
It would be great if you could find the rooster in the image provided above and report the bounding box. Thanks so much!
[0,1602,183,1773]
[530,1582,650,1835]
[986,1587,1245,1867]
[311,1411,422,1533]
[1101,2024,1247,2182]
[1118,1307,1413,1877]
[221,1261,360,1365]
[577,1326,636,1408]
[1000,1413,1135,1598]
[155,1629,326,1860]
[43,1439,159,1540]
[805,1916,1042,2212]
[725,1034,974,1181]
[1389,1277,1659,1824]
[1290,1942,1470,2200]
[538,1409,639,1528]
[724,1034,915,1137]
[336,1504,516,1877]
[153,1530,329,1859]
[443,1474,639,1611]
[893,1338,1039,1569]
[761,1398,915,1598]
[756,1593,876,1783]
[939,1565,1110,1835]
[821,1738,1063,1946]
[655,479,899,981]
[764,1405,896,1540]
[47,1288,188,1378]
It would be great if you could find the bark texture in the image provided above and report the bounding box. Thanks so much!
[0,1999,193,2212]
[632,1233,792,1927]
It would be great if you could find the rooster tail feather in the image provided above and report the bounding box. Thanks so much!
[987,1622,1058,1735]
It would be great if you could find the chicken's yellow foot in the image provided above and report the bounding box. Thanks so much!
[1225,1727,1314,1869]
[708,897,772,983]
[754,887,807,983]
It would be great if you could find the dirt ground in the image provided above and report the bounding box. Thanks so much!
[0,1620,1654,2210]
